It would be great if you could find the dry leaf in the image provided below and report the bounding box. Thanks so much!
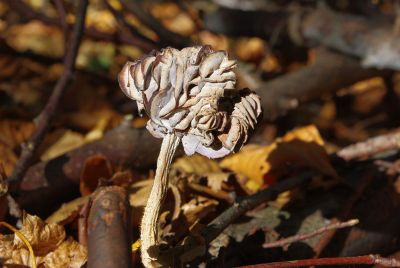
[0,120,35,175]
[206,172,230,192]
[84,117,110,142]
[181,196,218,225]
[198,31,229,51]
[5,21,63,58]
[129,179,154,207]
[0,234,14,261]
[39,237,87,268]
[46,196,90,224]
[14,214,66,256]
[80,154,113,196]
[150,3,195,36]
[7,247,31,267]
[224,206,289,243]
[220,125,337,191]
[0,120,35,149]
[0,145,17,176]
[1,214,87,268]
[40,130,85,161]
[173,155,221,175]
[235,37,266,63]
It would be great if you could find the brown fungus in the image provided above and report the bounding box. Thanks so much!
[118,45,261,267]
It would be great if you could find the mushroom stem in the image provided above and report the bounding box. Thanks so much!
[140,133,181,267]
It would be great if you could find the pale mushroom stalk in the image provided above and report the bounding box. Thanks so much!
[140,133,180,267]
[118,45,262,268]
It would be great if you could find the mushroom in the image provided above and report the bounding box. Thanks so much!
[118,45,262,267]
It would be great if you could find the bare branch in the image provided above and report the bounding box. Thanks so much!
[7,0,89,187]
[263,219,359,249]
[202,172,312,245]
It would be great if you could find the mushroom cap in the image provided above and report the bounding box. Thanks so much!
[118,45,262,158]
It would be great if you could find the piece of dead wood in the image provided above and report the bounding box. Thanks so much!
[87,186,131,268]
[205,5,400,70]
[337,129,400,161]
[16,123,164,214]
[293,7,400,70]
[257,48,388,120]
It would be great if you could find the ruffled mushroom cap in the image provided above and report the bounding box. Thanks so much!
[118,45,262,158]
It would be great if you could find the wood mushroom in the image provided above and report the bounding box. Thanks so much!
[118,45,262,267]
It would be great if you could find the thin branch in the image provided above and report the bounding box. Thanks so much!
[337,129,400,161]
[263,219,359,249]
[52,0,68,45]
[313,170,374,257]
[120,0,191,48]
[4,0,157,51]
[238,255,400,268]
[202,172,312,245]
[7,0,89,185]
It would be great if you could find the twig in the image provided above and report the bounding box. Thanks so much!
[52,0,68,45]
[4,0,157,51]
[313,170,374,257]
[87,186,132,268]
[263,219,359,249]
[337,130,400,161]
[120,0,191,48]
[202,172,312,245]
[7,0,89,186]
[238,255,400,268]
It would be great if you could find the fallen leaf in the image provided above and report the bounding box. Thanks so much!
[173,154,221,175]
[235,37,266,63]
[0,214,87,267]
[150,3,195,36]
[220,125,337,191]
[181,196,218,226]
[46,196,89,225]
[0,120,35,149]
[0,145,17,176]
[224,206,289,243]
[80,154,113,196]
[129,179,154,207]
[198,31,229,51]
[206,172,230,192]
[40,130,85,161]
[14,214,66,256]
[39,237,87,268]
[5,21,63,58]
[84,117,110,142]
